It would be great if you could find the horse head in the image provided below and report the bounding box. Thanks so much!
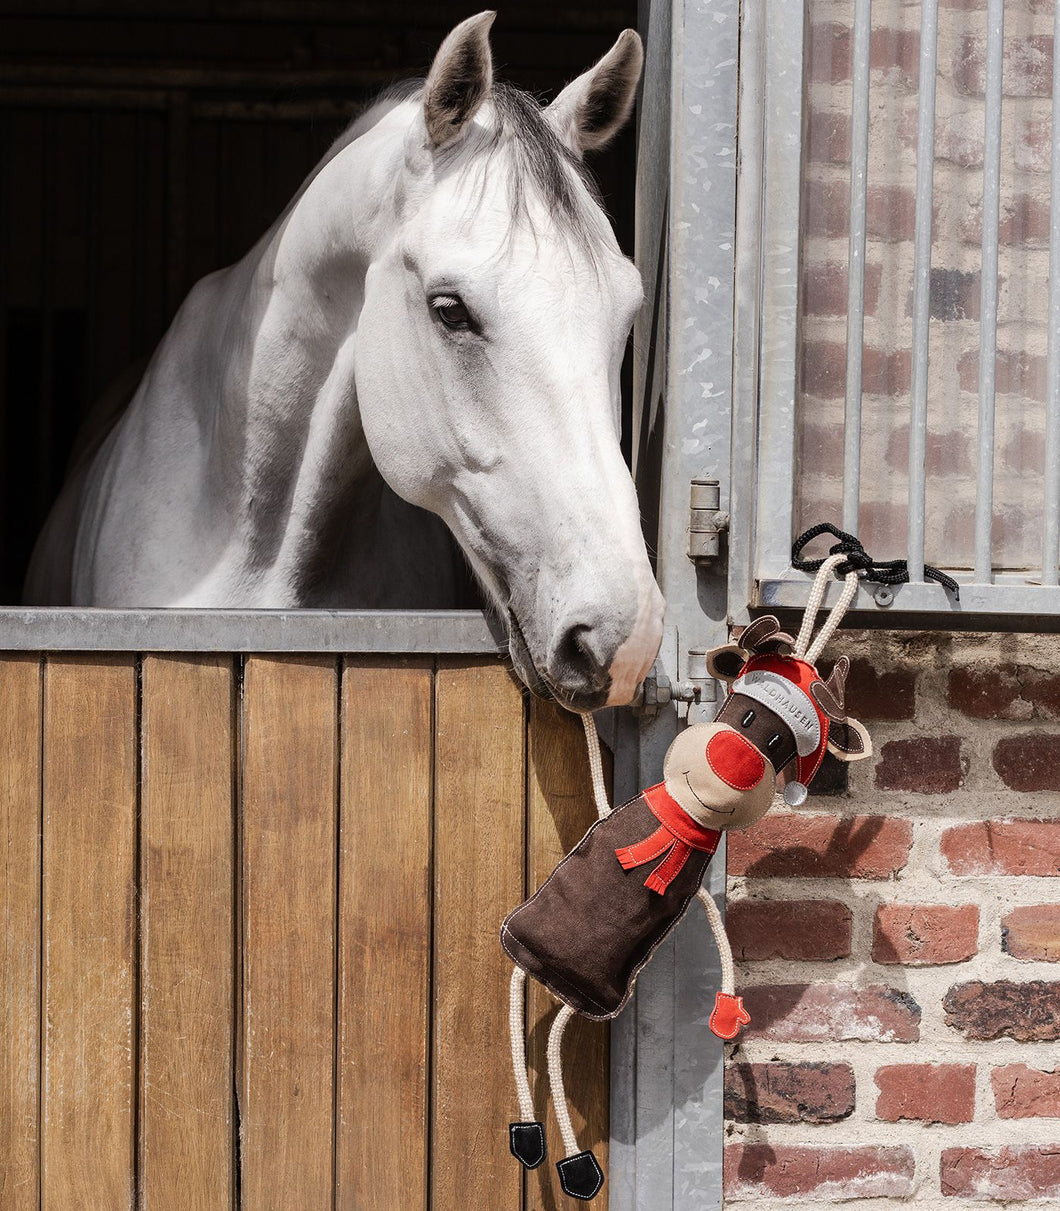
[353,13,663,709]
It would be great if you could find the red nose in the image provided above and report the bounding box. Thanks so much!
[705,730,766,791]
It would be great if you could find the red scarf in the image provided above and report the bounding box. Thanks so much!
[614,783,721,894]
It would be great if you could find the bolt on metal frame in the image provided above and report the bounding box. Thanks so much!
[731,0,1060,619]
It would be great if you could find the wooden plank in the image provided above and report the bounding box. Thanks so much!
[0,656,41,1210]
[240,655,337,1210]
[41,654,137,1208]
[526,699,610,1210]
[139,655,235,1209]
[432,659,525,1211]
[335,658,432,1211]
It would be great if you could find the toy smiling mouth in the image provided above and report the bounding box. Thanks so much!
[684,771,736,815]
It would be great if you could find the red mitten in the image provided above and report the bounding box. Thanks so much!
[709,991,750,1040]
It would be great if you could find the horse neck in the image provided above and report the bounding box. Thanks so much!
[203,103,413,595]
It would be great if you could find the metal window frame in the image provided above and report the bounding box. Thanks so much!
[0,608,499,653]
[729,0,1060,624]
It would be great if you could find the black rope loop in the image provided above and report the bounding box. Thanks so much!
[791,523,960,601]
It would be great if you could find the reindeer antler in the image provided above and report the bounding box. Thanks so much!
[738,615,796,656]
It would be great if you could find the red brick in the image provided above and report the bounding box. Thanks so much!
[943,820,1060,875]
[942,1146,1060,1200]
[728,899,852,962]
[801,341,911,399]
[803,261,883,317]
[807,22,919,85]
[994,735,1060,791]
[962,193,1055,246]
[885,427,973,478]
[807,111,851,164]
[742,983,921,1043]
[808,21,852,85]
[1001,194,1053,246]
[875,1063,976,1124]
[728,813,912,879]
[994,1064,1060,1118]
[725,1061,855,1124]
[726,1144,915,1200]
[959,347,1047,401]
[844,657,916,721]
[873,904,979,966]
[954,34,1055,97]
[944,980,1060,1042]
[1020,667,1060,719]
[869,27,919,84]
[875,736,966,794]
[1003,905,1060,962]
[1016,116,1054,174]
[867,185,919,242]
[948,663,1027,719]
[804,181,923,242]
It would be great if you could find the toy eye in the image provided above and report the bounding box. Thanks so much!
[741,709,756,728]
[767,733,781,749]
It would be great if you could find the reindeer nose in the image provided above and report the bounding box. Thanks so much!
[705,731,767,791]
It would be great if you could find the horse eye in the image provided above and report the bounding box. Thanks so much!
[767,733,781,749]
[431,295,472,331]
[741,709,756,728]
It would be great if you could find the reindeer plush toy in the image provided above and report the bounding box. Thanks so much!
[502,557,872,1201]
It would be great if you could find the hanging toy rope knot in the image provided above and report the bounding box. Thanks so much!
[791,521,960,601]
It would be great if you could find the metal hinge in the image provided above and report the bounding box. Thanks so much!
[688,477,729,564]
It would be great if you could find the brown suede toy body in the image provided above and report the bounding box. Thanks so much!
[502,786,718,1020]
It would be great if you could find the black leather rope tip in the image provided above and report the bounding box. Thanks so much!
[791,523,960,601]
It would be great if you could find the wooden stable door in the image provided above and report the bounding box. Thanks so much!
[0,653,608,1209]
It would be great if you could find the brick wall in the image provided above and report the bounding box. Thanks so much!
[796,0,1055,571]
[724,630,1060,1205]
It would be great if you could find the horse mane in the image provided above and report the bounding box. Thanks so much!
[331,78,607,249]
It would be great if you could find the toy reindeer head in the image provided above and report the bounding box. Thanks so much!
[662,614,873,831]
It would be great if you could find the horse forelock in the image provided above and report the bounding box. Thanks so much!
[335,79,609,258]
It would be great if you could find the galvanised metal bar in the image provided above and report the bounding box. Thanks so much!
[1043,0,1060,587]
[0,609,500,653]
[749,0,806,584]
[842,0,872,532]
[907,0,940,585]
[974,0,1005,583]
[758,570,1060,614]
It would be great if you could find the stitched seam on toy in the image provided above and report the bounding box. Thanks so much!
[511,1122,545,1161]
[583,849,715,1022]
[500,926,614,1017]
[615,833,673,868]
[643,785,721,851]
[705,731,764,791]
[558,1155,604,1198]
[501,797,640,939]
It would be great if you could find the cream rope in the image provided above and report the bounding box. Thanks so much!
[508,966,535,1123]
[794,552,859,665]
[697,887,734,996]
[546,1004,579,1158]
[580,712,612,820]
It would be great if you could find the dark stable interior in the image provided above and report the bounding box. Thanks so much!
[0,1,638,604]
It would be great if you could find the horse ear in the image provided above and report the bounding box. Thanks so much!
[423,11,496,148]
[545,29,644,156]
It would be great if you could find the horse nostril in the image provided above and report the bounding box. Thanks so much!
[551,623,611,691]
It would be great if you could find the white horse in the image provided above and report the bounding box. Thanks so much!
[25,12,664,710]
